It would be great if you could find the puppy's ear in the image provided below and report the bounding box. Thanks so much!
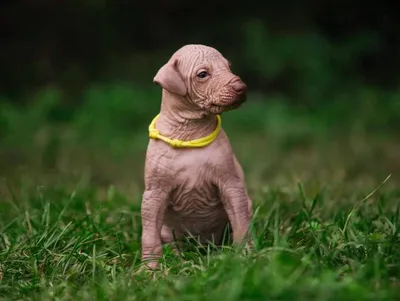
[153,59,187,96]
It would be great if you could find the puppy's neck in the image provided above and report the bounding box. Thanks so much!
[156,90,218,141]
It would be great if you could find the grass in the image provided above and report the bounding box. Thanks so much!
[0,84,400,300]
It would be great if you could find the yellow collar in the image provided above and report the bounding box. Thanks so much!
[148,114,222,148]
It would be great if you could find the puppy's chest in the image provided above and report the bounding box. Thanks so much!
[146,134,234,216]
[168,160,221,215]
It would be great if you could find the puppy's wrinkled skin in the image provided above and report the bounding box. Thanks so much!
[141,44,253,269]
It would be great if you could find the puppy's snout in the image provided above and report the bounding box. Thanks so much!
[231,79,247,95]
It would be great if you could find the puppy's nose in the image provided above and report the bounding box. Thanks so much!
[232,80,247,94]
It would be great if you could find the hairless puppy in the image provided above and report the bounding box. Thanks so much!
[141,44,253,270]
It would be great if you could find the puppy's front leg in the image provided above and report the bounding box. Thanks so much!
[219,176,252,246]
[140,188,169,270]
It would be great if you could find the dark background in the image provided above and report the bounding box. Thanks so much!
[2,1,399,104]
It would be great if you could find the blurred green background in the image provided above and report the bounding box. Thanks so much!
[1,1,399,190]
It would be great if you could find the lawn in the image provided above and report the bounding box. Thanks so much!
[0,85,399,300]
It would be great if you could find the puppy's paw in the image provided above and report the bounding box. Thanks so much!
[242,240,254,256]
[233,236,254,257]
[138,259,159,274]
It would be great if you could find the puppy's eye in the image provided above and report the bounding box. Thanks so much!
[197,71,208,79]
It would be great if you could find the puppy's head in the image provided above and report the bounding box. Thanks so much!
[153,44,247,114]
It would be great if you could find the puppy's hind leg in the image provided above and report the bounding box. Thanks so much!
[161,224,182,256]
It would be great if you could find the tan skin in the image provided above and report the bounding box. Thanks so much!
[141,44,253,270]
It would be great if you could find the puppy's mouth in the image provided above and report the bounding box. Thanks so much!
[212,93,247,112]
[209,98,246,114]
